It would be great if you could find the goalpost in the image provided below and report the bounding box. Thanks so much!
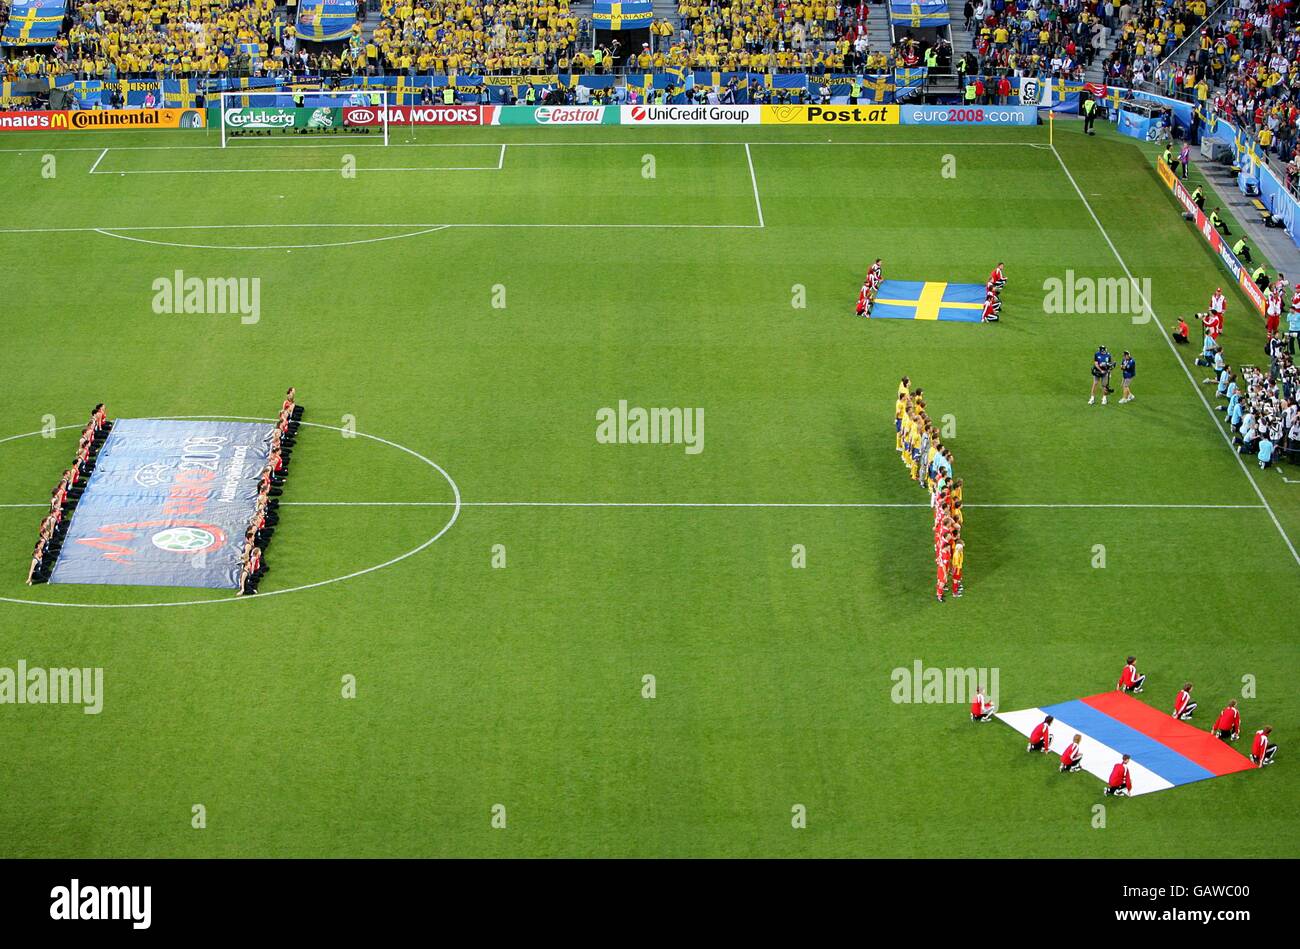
[218,88,395,147]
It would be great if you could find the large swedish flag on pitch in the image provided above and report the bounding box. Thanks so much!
[869,281,985,323]
[592,1,653,30]
[1,1,65,47]
[887,1,949,27]
[296,0,354,42]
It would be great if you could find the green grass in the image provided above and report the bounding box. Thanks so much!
[0,121,1296,857]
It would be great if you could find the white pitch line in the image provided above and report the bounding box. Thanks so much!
[1051,143,1300,569]
[744,142,765,228]
[96,165,503,175]
[87,147,108,174]
[0,500,1268,510]
[119,499,1280,509]
[498,142,506,169]
[0,221,761,236]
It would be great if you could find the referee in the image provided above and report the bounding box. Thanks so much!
[1089,345,1114,405]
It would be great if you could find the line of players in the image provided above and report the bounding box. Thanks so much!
[895,377,966,602]
[237,389,303,596]
[855,260,1005,323]
[970,655,1278,798]
[26,405,111,585]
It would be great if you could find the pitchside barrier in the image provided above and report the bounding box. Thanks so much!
[198,103,1042,129]
[0,102,1042,132]
[1155,158,1268,318]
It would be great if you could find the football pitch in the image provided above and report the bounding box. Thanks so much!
[0,122,1296,858]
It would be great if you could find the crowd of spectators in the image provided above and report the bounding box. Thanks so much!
[371,0,581,75]
[1,0,296,79]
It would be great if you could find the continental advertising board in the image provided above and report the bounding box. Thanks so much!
[0,108,206,131]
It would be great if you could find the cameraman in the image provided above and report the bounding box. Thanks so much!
[1089,345,1114,405]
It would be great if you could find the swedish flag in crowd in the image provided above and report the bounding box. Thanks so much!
[887,1,950,27]
[869,281,986,323]
[1,1,65,47]
[591,1,653,30]
[295,0,355,42]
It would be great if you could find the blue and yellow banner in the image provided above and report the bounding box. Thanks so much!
[2,1,65,48]
[296,0,355,42]
[869,281,985,323]
[888,1,949,27]
[592,1,653,30]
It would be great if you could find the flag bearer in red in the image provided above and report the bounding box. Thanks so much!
[1250,726,1277,767]
[1208,287,1226,333]
[987,262,1006,295]
[1211,700,1241,742]
[1104,754,1133,796]
[1172,682,1197,721]
[1117,656,1145,693]
[1027,714,1053,752]
[1060,733,1084,772]
[970,687,996,722]
[856,279,871,317]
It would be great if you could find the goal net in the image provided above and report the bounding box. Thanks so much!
[218,89,394,147]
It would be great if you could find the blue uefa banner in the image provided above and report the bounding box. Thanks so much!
[49,419,275,590]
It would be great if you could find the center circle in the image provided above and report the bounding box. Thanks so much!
[0,415,461,608]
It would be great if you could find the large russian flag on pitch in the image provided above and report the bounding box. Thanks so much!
[997,692,1254,796]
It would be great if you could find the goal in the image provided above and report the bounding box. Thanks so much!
[218,88,395,147]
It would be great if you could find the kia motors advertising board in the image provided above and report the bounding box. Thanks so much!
[342,105,483,126]
[621,104,760,125]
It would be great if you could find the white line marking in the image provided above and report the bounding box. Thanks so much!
[1051,143,1300,569]
[2,499,1265,511]
[0,416,461,608]
[92,224,450,251]
[87,148,108,174]
[96,165,502,175]
[744,142,765,228]
[0,221,762,239]
[498,142,506,169]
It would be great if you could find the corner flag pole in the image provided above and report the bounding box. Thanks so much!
[1049,104,1053,147]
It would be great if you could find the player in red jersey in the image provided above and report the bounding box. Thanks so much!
[936,531,953,603]
[988,261,1006,294]
[1117,656,1145,693]
[1104,754,1133,796]
[1250,726,1277,767]
[1060,733,1084,772]
[1211,700,1241,741]
[856,278,871,317]
[1026,714,1053,752]
[981,288,1001,323]
[970,686,996,722]
[1172,682,1197,721]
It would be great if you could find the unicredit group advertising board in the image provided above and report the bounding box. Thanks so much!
[620,104,760,125]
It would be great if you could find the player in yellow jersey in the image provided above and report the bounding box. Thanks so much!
[951,530,965,597]
[895,391,909,452]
